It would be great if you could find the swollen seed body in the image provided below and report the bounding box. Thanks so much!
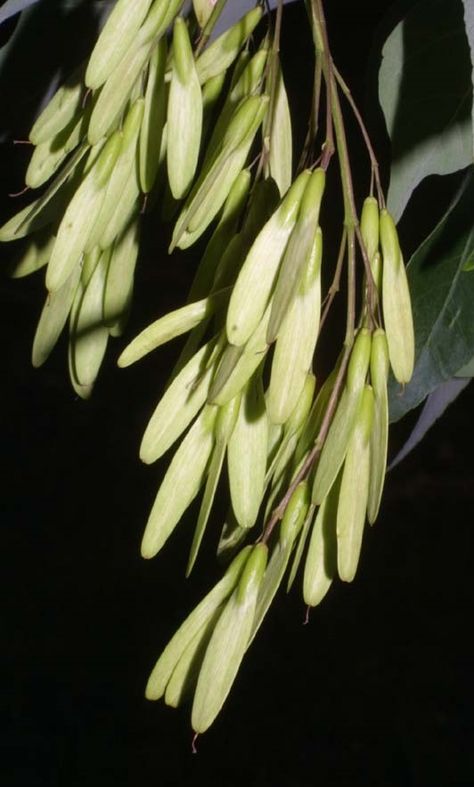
[227,373,268,529]
[85,0,154,89]
[226,170,311,346]
[360,196,379,263]
[167,18,203,199]
[379,210,414,383]
[336,385,374,582]
[145,546,251,700]
[195,8,263,84]
[191,544,267,733]
[141,405,217,559]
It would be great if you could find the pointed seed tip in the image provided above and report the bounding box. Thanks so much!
[140,542,156,560]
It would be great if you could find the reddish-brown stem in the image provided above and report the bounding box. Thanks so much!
[261,0,284,176]
[261,341,352,545]
[9,185,30,198]
[319,227,347,334]
[332,64,385,209]
[320,80,335,170]
[297,57,322,172]
[355,224,381,328]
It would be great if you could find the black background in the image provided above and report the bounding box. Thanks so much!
[1,1,473,785]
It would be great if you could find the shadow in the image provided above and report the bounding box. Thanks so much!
[384,0,471,172]
[414,168,474,271]
[0,1,102,222]
[0,1,101,138]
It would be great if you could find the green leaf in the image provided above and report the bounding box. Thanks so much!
[462,250,474,271]
[456,357,474,376]
[461,0,474,157]
[389,377,471,469]
[388,170,474,421]
[379,0,473,220]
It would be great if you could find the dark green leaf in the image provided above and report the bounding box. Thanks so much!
[456,356,474,375]
[461,0,474,157]
[389,169,474,421]
[379,0,473,220]
[389,377,471,467]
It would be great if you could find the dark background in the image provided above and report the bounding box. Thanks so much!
[1,1,473,785]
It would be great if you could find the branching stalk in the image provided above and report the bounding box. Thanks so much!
[332,64,385,208]
[261,0,383,544]
[262,0,285,176]
[261,342,352,544]
[319,227,347,334]
[298,57,323,171]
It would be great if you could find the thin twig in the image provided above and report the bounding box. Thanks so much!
[9,185,30,198]
[261,0,386,546]
[319,227,347,334]
[345,226,356,345]
[332,64,385,208]
[261,0,284,176]
[298,57,323,171]
[354,223,381,328]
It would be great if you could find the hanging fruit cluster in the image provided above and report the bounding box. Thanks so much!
[0,0,415,734]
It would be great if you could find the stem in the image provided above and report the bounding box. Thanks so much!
[305,1,334,170]
[260,0,390,550]
[311,4,380,320]
[355,223,380,327]
[345,226,356,344]
[262,0,284,176]
[319,227,347,334]
[195,0,228,54]
[311,0,357,230]
[297,57,322,171]
[261,342,352,544]
[261,0,368,544]
[320,79,334,170]
[311,0,359,343]
[332,65,385,208]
